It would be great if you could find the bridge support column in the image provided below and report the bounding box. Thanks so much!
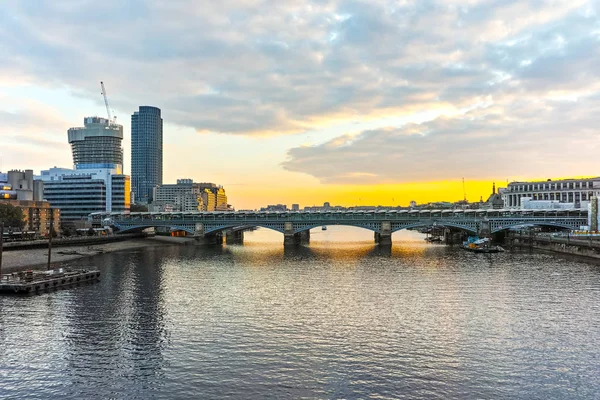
[376,221,392,245]
[444,228,451,244]
[284,222,297,246]
[226,230,244,245]
[194,232,223,245]
[283,222,309,246]
[300,230,310,244]
[284,233,303,246]
[478,220,491,238]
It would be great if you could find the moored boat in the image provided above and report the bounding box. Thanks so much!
[462,237,504,253]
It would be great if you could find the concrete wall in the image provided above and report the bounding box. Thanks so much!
[509,233,600,260]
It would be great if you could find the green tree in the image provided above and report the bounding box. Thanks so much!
[0,203,24,229]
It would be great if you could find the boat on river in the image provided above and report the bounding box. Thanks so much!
[462,237,504,253]
[0,268,100,295]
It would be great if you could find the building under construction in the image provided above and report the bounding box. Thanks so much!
[67,116,124,171]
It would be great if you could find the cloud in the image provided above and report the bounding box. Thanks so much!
[1,0,597,139]
[282,92,600,183]
[0,97,71,170]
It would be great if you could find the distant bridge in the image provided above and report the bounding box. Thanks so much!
[91,209,588,245]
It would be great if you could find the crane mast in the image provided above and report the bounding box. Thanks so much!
[100,81,115,124]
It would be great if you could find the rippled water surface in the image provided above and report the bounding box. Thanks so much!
[1,228,600,399]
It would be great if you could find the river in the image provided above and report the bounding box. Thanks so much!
[1,228,599,399]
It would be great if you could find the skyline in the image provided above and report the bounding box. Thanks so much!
[2,1,599,209]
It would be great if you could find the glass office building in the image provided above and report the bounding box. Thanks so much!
[131,106,163,203]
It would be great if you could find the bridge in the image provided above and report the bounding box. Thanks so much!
[90,208,588,245]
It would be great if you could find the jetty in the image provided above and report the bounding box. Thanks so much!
[0,268,100,294]
[1,220,100,295]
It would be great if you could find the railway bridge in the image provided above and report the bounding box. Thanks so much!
[91,209,588,246]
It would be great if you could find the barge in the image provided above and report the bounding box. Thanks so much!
[462,237,505,254]
[0,268,100,294]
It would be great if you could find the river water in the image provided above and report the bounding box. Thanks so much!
[1,228,599,399]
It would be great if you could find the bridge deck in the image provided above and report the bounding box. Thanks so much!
[91,209,588,237]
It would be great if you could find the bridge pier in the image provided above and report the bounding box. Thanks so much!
[284,232,299,246]
[194,232,223,245]
[284,231,309,246]
[284,222,310,246]
[444,228,465,245]
[284,222,297,246]
[300,230,310,244]
[226,230,244,245]
[375,221,392,245]
[478,220,491,238]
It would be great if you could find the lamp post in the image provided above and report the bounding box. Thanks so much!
[47,209,54,270]
[0,222,4,277]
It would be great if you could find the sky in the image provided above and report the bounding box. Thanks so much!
[1,0,599,210]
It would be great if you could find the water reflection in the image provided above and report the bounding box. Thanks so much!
[0,228,599,399]
[282,244,316,260]
[55,249,170,397]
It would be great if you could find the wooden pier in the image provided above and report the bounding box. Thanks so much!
[0,268,100,294]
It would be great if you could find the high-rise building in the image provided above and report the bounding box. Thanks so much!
[68,117,123,170]
[37,115,130,227]
[131,106,163,204]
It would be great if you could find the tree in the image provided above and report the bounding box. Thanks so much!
[130,204,148,212]
[0,203,24,229]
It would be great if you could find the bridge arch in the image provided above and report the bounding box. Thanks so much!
[203,224,285,234]
[392,222,478,235]
[491,222,574,234]
[115,224,197,235]
[292,223,380,234]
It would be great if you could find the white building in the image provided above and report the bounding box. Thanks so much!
[39,167,130,226]
[503,177,600,209]
[519,198,580,210]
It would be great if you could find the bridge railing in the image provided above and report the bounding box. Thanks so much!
[91,210,588,226]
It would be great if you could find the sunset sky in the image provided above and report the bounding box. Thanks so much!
[1,0,599,209]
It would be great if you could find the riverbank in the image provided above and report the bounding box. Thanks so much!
[0,236,197,274]
[508,233,600,261]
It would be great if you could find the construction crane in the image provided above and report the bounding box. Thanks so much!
[100,81,116,124]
